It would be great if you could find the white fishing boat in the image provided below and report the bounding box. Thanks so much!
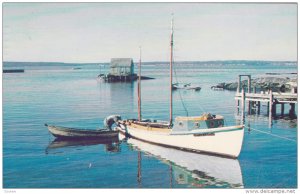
[116,16,244,159]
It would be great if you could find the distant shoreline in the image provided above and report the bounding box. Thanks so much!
[3,60,297,67]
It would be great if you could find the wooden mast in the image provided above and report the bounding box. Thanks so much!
[138,46,142,121]
[169,15,174,125]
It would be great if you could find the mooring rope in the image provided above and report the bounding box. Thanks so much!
[247,125,297,143]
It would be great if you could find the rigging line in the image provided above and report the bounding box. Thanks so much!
[247,125,296,143]
[172,58,207,115]
[173,57,189,117]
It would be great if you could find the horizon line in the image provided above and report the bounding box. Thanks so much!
[3,59,298,64]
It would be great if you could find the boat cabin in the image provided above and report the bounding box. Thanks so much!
[172,113,224,132]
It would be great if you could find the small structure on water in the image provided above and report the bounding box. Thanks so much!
[110,58,134,77]
[98,58,135,82]
[98,58,154,82]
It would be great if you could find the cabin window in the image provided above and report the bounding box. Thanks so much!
[194,122,200,128]
[209,121,215,128]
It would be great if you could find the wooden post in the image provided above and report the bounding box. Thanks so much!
[247,75,252,114]
[257,101,261,114]
[281,104,284,116]
[252,87,257,114]
[236,75,241,114]
[248,75,251,93]
[289,103,296,117]
[272,103,277,116]
[241,88,245,125]
[237,75,241,93]
[269,90,273,122]
[248,101,251,115]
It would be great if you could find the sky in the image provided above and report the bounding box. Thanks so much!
[2,2,298,63]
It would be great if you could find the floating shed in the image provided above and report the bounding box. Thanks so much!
[98,58,154,82]
[110,58,134,76]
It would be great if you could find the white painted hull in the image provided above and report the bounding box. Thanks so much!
[122,136,243,188]
[118,125,244,158]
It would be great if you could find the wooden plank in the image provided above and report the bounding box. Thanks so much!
[277,100,298,104]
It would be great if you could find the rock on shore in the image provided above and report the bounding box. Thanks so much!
[212,77,297,92]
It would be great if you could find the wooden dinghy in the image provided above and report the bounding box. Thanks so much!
[45,124,118,139]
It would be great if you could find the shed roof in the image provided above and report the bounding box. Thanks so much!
[110,58,133,68]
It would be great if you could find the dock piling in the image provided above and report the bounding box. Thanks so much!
[281,104,285,116]
[289,103,296,117]
[241,88,245,124]
[269,90,273,120]
[257,101,261,114]
[235,74,297,126]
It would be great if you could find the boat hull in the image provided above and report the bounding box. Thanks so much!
[117,124,244,158]
[46,124,119,139]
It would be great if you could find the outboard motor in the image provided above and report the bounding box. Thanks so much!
[104,115,122,130]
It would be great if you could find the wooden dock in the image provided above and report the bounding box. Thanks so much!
[235,91,297,114]
[234,75,297,126]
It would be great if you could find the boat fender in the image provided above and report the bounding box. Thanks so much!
[104,115,122,130]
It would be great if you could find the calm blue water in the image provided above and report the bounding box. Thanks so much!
[3,61,297,188]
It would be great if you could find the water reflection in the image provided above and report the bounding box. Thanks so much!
[236,114,298,129]
[110,82,134,113]
[97,81,135,116]
[124,136,244,188]
[45,137,120,154]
